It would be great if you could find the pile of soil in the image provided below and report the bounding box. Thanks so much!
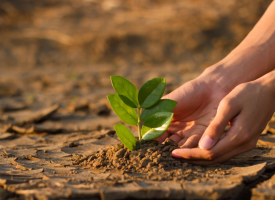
[76,138,230,182]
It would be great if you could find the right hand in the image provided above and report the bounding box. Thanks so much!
[156,71,229,148]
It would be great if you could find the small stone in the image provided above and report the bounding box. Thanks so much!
[129,152,138,160]
[138,152,145,159]
[88,155,97,162]
[106,149,113,157]
[114,144,124,152]
[124,151,130,159]
[153,157,161,164]
[140,158,150,167]
[68,142,79,148]
[162,146,170,152]
[114,149,126,158]
[152,151,158,157]
[147,148,154,153]
[152,167,158,173]
[98,149,106,157]
[147,162,154,168]
[184,169,192,174]
[96,104,111,116]
[176,169,183,176]
[93,159,103,167]
[106,130,116,137]
[112,159,120,167]
[157,176,163,181]
[83,160,87,166]
[164,138,178,147]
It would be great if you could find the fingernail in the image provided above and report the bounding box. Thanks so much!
[172,150,182,158]
[199,136,213,150]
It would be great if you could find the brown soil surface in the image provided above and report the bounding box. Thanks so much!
[0,0,272,70]
[77,138,269,183]
[252,173,275,200]
[1,0,275,200]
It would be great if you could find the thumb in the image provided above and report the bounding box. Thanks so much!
[199,99,240,150]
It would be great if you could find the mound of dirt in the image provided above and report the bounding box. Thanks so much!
[76,138,231,182]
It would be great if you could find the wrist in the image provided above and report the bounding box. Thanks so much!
[200,43,275,93]
[198,59,244,94]
[253,70,275,98]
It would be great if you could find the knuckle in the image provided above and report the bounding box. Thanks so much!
[237,83,248,90]
[208,124,223,135]
[237,82,254,92]
[238,133,250,144]
[220,97,233,107]
[220,98,230,107]
[219,98,235,113]
[182,131,192,138]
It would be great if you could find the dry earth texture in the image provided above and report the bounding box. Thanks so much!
[1,0,275,200]
[0,0,273,69]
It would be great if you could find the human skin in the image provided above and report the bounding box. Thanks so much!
[157,1,275,165]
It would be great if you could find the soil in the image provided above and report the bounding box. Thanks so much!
[77,138,240,182]
[1,0,275,199]
[252,173,275,200]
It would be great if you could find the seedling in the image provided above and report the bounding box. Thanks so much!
[107,76,177,151]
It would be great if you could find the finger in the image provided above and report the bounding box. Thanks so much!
[166,120,188,133]
[169,134,183,144]
[180,140,256,165]
[180,133,202,148]
[177,137,188,147]
[172,116,245,160]
[159,120,188,143]
[177,124,204,145]
[199,98,241,150]
[162,80,206,119]
[158,123,203,145]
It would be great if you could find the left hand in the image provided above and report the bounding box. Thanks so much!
[172,73,275,165]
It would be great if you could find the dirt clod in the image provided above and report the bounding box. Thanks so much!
[114,149,126,158]
[140,158,150,167]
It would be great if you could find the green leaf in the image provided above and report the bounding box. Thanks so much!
[107,94,138,125]
[114,124,137,151]
[142,112,173,141]
[110,76,138,108]
[138,78,166,108]
[141,99,177,121]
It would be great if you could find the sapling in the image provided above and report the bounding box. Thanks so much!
[107,76,177,151]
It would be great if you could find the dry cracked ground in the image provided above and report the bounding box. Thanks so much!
[1,66,275,200]
[1,0,275,199]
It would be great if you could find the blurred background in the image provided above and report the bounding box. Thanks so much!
[0,0,272,70]
[0,0,273,127]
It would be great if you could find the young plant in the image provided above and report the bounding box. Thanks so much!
[107,76,177,151]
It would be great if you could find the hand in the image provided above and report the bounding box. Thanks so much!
[156,71,229,148]
[172,72,275,165]
[157,0,275,165]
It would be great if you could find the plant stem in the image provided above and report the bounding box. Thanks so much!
[137,106,142,147]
